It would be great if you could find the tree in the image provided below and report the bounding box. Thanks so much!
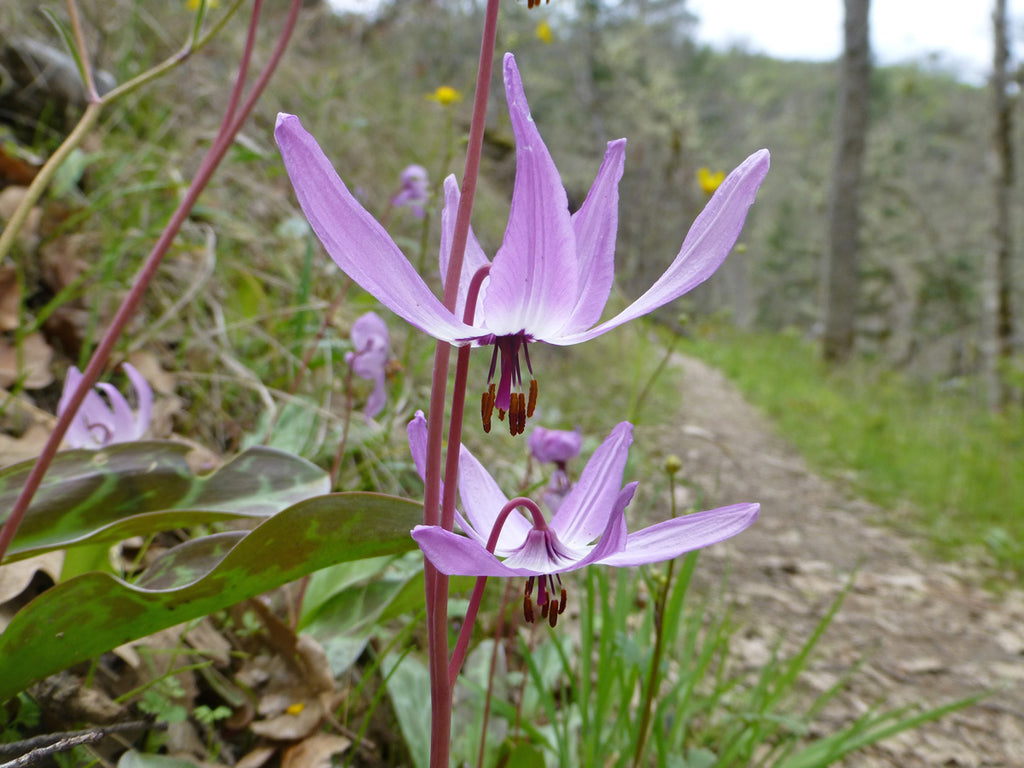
[821,0,871,363]
[983,0,1016,408]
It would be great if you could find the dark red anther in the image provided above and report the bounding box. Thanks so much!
[527,379,538,418]
[481,384,495,433]
[559,588,567,615]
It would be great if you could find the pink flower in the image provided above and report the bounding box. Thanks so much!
[391,165,429,218]
[276,54,768,435]
[345,311,390,419]
[58,364,153,449]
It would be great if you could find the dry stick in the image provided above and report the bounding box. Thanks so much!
[423,2,500,766]
[0,0,305,564]
[0,721,160,768]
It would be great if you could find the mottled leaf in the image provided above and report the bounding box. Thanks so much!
[0,442,329,562]
[0,492,422,699]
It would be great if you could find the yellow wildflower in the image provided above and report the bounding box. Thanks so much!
[428,86,462,106]
[536,20,554,44]
[285,702,305,716]
[186,0,219,10]
[697,167,725,195]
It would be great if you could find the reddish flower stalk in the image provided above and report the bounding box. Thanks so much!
[0,0,304,563]
[422,2,500,765]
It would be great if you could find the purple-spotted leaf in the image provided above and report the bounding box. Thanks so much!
[0,492,422,699]
[0,442,329,563]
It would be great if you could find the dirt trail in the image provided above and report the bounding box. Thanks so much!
[641,354,1024,767]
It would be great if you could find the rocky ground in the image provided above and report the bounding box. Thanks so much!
[644,354,1024,767]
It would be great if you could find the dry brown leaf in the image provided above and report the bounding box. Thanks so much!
[0,266,20,331]
[0,552,63,604]
[236,746,277,768]
[0,551,63,631]
[0,332,53,389]
[0,423,53,466]
[39,231,94,294]
[281,733,351,768]
[250,698,324,741]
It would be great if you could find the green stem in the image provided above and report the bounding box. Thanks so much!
[632,472,680,767]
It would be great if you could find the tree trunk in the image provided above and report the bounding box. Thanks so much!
[821,0,871,363]
[983,0,1016,409]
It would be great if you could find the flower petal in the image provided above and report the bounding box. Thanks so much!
[597,502,759,567]
[482,54,578,338]
[123,363,153,440]
[440,175,492,322]
[458,443,534,554]
[549,422,633,547]
[412,525,534,577]
[557,139,626,336]
[552,149,770,345]
[275,114,476,343]
[96,383,136,443]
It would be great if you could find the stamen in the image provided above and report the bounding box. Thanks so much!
[481,384,495,433]
[527,379,538,418]
[498,408,506,422]
[548,602,558,628]
[524,576,535,623]
[540,600,550,620]
[559,588,567,615]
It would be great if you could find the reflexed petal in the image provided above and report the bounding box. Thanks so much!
[95,383,136,442]
[549,422,633,546]
[412,525,532,577]
[598,503,759,566]
[552,149,770,345]
[123,363,153,439]
[440,176,492,323]
[458,444,533,554]
[557,139,626,336]
[406,411,430,484]
[407,412,481,541]
[364,376,386,419]
[563,483,634,569]
[483,54,578,337]
[275,114,476,343]
[350,312,389,352]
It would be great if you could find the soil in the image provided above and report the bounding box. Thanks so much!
[643,354,1024,767]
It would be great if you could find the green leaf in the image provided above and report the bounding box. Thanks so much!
[0,492,422,699]
[0,442,329,563]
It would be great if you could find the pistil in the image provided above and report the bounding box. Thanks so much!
[480,333,538,436]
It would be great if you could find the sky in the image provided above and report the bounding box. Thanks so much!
[686,0,1001,84]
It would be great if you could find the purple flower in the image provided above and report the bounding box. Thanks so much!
[407,412,758,622]
[58,363,153,449]
[345,311,390,419]
[275,53,769,436]
[528,426,582,466]
[391,164,429,218]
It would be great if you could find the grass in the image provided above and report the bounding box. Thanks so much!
[682,324,1024,578]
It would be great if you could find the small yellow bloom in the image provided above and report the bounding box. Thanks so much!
[285,702,305,716]
[428,86,462,106]
[697,167,725,195]
[536,20,554,44]
[186,0,219,10]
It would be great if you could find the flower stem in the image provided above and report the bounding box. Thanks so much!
[423,3,500,764]
[0,0,304,564]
